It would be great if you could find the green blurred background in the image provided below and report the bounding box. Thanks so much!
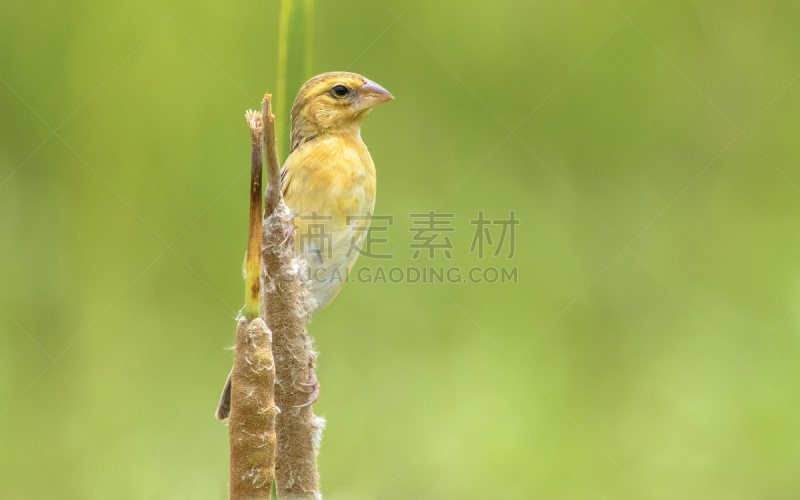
[3,0,800,498]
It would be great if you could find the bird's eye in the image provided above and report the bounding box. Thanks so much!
[332,85,348,97]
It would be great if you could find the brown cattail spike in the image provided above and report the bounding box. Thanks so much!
[228,318,278,500]
[260,93,324,499]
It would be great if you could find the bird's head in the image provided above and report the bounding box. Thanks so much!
[290,72,394,151]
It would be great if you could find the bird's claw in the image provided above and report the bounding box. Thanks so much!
[294,366,320,408]
[280,216,296,247]
[261,216,296,254]
[299,381,317,392]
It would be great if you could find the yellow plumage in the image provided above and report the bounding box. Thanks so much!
[281,72,392,312]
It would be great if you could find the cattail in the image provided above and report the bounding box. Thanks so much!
[228,318,277,499]
[261,95,325,499]
[226,108,277,500]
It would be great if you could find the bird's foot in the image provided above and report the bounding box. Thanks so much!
[262,215,296,254]
[294,365,320,408]
[280,215,296,247]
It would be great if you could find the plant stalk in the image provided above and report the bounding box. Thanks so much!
[275,0,314,160]
[244,111,264,321]
[261,95,324,500]
[228,111,277,500]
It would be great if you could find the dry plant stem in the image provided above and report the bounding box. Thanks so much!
[227,111,277,500]
[244,110,264,321]
[261,94,323,500]
[228,318,278,500]
[263,96,282,216]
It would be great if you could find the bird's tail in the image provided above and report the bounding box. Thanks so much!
[215,371,232,420]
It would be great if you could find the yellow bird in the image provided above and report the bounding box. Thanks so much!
[216,72,393,419]
[283,71,394,311]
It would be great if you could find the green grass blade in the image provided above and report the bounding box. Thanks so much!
[276,0,314,162]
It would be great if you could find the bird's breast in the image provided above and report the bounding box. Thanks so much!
[281,133,379,312]
[284,134,377,223]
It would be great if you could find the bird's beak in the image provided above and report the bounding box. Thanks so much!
[354,79,394,111]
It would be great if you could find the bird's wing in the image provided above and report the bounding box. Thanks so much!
[280,138,376,313]
[298,224,365,310]
[280,165,291,198]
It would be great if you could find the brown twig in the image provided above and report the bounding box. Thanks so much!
[260,94,324,499]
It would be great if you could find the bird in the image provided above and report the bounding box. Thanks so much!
[216,72,394,420]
